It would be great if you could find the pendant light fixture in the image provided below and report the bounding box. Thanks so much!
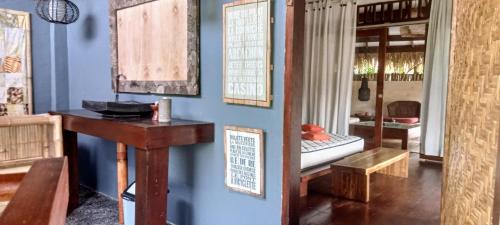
[358,76,371,101]
[36,0,80,25]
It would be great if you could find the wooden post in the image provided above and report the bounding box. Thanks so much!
[283,0,305,224]
[117,143,128,224]
[373,28,388,148]
[355,29,387,149]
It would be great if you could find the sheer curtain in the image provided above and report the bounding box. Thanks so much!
[302,0,357,135]
[420,0,453,157]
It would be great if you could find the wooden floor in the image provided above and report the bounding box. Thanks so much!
[300,153,442,225]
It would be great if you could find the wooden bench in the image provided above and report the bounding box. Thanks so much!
[331,148,409,202]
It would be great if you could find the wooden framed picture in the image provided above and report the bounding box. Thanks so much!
[223,0,273,107]
[224,126,265,198]
[0,9,32,116]
[109,0,200,95]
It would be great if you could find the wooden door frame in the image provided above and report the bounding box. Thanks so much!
[282,0,305,225]
[280,3,389,225]
[282,1,500,224]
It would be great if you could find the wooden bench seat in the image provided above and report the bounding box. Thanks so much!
[331,148,409,202]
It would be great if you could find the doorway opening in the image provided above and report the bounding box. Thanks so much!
[352,25,426,154]
[283,0,452,224]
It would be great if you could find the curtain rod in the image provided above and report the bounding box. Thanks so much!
[357,20,429,29]
[306,0,358,4]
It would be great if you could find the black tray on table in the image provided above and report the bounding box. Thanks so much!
[82,100,153,118]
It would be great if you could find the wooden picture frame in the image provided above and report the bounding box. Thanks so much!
[109,0,200,95]
[0,9,32,116]
[224,126,265,198]
[223,0,273,107]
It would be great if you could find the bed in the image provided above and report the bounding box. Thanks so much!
[300,133,364,197]
[302,133,364,170]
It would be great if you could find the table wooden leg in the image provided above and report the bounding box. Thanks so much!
[402,133,409,150]
[117,143,128,224]
[63,130,79,213]
[376,153,409,178]
[135,148,169,225]
[331,166,370,202]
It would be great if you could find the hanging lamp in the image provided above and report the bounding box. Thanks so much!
[358,43,371,101]
[358,76,371,101]
[36,0,80,24]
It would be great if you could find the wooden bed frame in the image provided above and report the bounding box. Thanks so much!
[0,158,69,225]
[300,165,332,197]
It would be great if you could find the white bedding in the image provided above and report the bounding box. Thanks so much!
[301,133,364,170]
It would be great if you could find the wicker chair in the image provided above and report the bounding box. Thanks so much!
[0,114,63,174]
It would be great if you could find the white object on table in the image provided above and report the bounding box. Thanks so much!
[158,97,171,123]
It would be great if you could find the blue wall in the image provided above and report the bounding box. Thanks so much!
[0,0,69,113]
[66,0,286,225]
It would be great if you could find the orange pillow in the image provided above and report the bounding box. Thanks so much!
[302,132,331,141]
[302,124,324,132]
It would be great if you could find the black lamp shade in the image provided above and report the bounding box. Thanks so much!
[36,0,79,24]
[358,77,371,101]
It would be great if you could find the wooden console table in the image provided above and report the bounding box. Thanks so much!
[50,110,214,225]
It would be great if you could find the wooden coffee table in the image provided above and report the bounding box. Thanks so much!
[331,148,409,202]
[349,121,421,150]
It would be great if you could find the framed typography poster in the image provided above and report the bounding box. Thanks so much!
[224,126,265,198]
[0,9,32,116]
[223,0,273,107]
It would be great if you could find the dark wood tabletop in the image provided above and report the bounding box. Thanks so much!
[50,109,214,149]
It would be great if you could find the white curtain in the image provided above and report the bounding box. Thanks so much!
[302,0,357,135]
[420,0,453,157]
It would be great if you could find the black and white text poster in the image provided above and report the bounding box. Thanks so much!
[223,0,272,107]
[224,126,264,198]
